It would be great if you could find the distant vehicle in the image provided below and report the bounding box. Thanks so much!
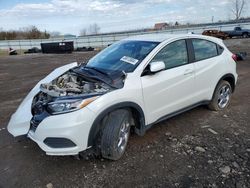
[24,47,41,54]
[202,30,229,40]
[9,48,18,55]
[224,27,250,38]
[8,34,238,160]
[75,46,95,52]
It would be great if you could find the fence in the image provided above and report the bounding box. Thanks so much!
[0,22,250,53]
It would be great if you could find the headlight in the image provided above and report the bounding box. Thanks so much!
[47,97,98,115]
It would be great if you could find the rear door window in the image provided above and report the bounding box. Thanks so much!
[192,39,218,61]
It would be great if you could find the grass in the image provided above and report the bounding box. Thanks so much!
[0,49,8,57]
[0,49,27,57]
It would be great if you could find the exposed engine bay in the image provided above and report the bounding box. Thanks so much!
[31,68,116,117]
[30,67,119,131]
[31,64,126,118]
[40,71,111,97]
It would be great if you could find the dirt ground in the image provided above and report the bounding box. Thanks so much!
[0,39,250,188]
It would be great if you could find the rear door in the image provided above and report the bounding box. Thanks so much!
[141,39,196,124]
[191,38,222,102]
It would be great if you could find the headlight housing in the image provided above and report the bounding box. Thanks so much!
[47,97,98,115]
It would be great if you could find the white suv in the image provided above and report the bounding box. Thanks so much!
[8,34,238,160]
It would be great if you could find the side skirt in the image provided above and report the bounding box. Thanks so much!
[141,100,210,134]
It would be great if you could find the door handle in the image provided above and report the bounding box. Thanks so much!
[184,69,194,75]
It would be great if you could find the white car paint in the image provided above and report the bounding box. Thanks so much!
[7,34,237,156]
[141,63,195,123]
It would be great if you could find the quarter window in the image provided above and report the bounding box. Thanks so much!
[151,40,188,69]
[192,39,218,61]
[217,45,224,55]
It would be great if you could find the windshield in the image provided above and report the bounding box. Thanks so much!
[86,40,159,73]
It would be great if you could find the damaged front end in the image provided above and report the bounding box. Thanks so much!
[8,62,124,137]
[30,66,122,132]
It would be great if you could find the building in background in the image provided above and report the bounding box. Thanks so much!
[154,23,169,30]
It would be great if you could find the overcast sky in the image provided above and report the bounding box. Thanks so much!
[0,0,249,35]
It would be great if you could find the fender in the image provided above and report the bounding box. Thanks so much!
[215,73,236,93]
[87,102,145,147]
[7,62,78,137]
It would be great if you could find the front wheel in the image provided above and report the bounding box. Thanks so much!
[208,80,232,111]
[100,109,132,160]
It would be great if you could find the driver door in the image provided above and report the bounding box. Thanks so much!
[141,39,196,124]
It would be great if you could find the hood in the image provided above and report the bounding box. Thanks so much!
[38,65,125,98]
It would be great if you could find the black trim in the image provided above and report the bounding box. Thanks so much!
[186,39,195,63]
[87,102,145,147]
[215,74,236,92]
[144,100,210,131]
[217,44,224,55]
[44,138,76,148]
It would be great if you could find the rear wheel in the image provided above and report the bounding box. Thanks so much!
[242,33,249,38]
[100,109,132,160]
[208,80,232,111]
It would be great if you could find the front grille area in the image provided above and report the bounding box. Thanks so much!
[30,110,50,132]
[32,101,45,115]
[30,93,51,132]
[30,118,40,132]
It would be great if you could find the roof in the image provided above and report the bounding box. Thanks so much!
[123,33,202,42]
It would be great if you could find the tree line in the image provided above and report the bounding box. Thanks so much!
[0,26,50,40]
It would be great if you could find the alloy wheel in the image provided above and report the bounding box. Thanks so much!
[117,120,130,153]
[218,85,231,109]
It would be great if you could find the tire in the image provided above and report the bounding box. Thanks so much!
[100,109,132,160]
[242,33,248,38]
[208,80,232,111]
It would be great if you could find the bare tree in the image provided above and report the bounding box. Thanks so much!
[49,31,61,38]
[88,23,100,35]
[231,0,246,20]
[24,26,42,39]
[79,24,101,35]
[79,28,87,36]
[168,22,174,27]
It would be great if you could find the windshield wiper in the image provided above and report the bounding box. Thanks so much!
[86,66,109,76]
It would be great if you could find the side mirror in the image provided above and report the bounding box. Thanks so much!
[150,61,165,73]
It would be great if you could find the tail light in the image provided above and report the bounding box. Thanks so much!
[232,54,237,62]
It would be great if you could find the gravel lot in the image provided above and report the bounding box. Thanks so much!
[0,39,250,188]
